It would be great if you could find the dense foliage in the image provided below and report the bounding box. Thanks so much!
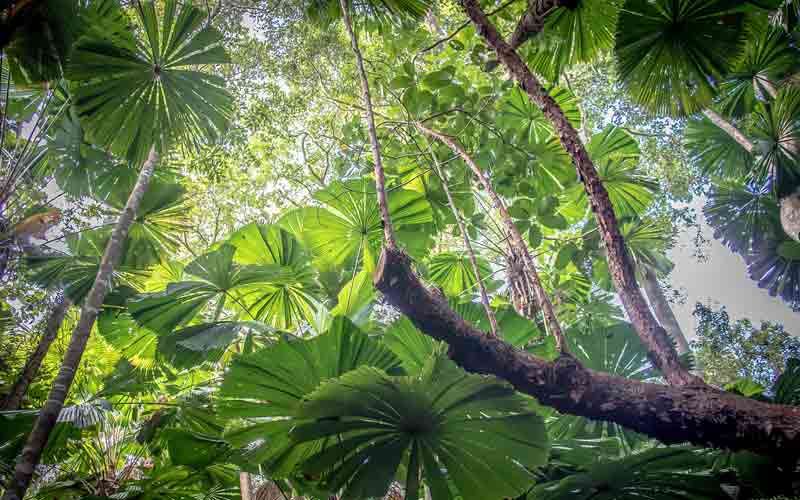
[1,0,800,499]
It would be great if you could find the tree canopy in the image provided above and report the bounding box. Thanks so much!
[1,0,800,499]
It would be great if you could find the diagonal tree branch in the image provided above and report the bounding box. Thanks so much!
[416,122,567,352]
[459,0,698,386]
[702,108,755,153]
[374,245,800,459]
[509,0,563,49]
[424,140,499,337]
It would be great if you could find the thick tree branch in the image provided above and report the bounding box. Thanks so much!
[416,122,566,352]
[374,246,800,459]
[459,0,697,386]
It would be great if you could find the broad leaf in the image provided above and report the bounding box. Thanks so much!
[427,251,495,297]
[67,0,232,165]
[218,317,401,475]
[291,351,548,500]
[615,0,746,116]
[531,447,725,499]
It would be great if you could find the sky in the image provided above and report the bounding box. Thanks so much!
[667,197,798,341]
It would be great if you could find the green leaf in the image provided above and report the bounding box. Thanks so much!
[563,126,656,219]
[539,213,569,230]
[128,245,298,333]
[330,270,375,325]
[98,180,191,268]
[389,75,415,90]
[777,241,800,261]
[49,107,131,199]
[555,243,578,270]
[383,317,438,375]
[532,446,724,499]
[2,0,80,83]
[773,358,800,405]
[421,69,452,90]
[218,318,401,475]
[528,225,543,249]
[497,86,581,143]
[66,0,232,165]
[292,351,548,500]
[157,321,275,369]
[165,429,231,469]
[615,0,747,116]
[547,323,651,451]
[718,20,795,117]
[523,0,619,81]
[288,178,433,272]
[724,378,766,398]
[684,114,753,179]
[427,252,494,296]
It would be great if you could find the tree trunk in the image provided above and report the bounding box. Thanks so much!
[459,0,696,386]
[416,122,567,352]
[0,296,71,411]
[240,472,253,500]
[2,147,159,500]
[339,0,396,249]
[374,246,800,459]
[702,108,754,153]
[426,145,498,336]
[641,267,690,355]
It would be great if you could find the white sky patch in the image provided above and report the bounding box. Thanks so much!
[668,196,798,340]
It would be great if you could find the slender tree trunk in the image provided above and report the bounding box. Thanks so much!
[0,296,71,411]
[374,246,800,458]
[416,122,567,352]
[640,267,689,355]
[426,144,498,336]
[702,109,754,153]
[339,0,396,249]
[459,0,696,385]
[239,472,253,500]
[2,147,159,500]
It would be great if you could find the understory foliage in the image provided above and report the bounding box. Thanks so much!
[0,0,799,499]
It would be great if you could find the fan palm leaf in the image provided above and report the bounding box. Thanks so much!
[718,19,796,117]
[615,0,747,116]
[290,350,548,500]
[66,0,233,165]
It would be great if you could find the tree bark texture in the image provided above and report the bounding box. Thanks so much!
[506,246,539,320]
[374,246,800,458]
[339,0,397,249]
[426,145,499,336]
[416,122,566,351]
[459,0,696,386]
[641,266,690,355]
[509,0,558,49]
[240,472,253,500]
[702,108,755,153]
[0,296,71,411]
[2,147,159,500]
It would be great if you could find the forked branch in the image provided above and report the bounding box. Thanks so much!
[459,0,697,386]
[374,246,800,459]
[416,122,567,352]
